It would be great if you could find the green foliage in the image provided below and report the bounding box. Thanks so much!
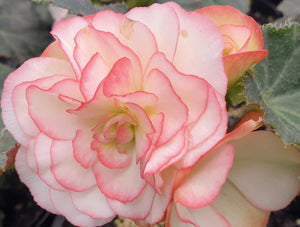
[201,0,249,13]
[126,0,155,10]
[0,0,52,63]
[156,0,201,11]
[244,23,300,145]
[33,0,127,15]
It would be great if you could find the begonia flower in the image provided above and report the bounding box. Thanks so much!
[1,2,229,226]
[195,6,269,87]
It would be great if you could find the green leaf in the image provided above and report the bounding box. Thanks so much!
[126,0,155,10]
[33,0,127,15]
[156,0,201,11]
[201,0,249,14]
[0,0,53,63]
[0,63,16,169]
[243,23,300,145]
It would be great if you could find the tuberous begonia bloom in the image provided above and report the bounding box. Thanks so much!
[195,6,269,87]
[166,112,300,227]
[1,2,229,226]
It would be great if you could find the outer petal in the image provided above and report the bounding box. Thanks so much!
[108,185,155,219]
[144,69,188,145]
[73,25,142,86]
[26,86,84,140]
[179,88,227,168]
[168,2,227,96]
[212,180,270,227]
[145,52,209,125]
[93,158,146,203]
[34,133,67,191]
[195,5,264,50]
[175,143,234,209]
[1,58,74,144]
[71,186,116,219]
[51,16,89,78]
[15,147,59,214]
[50,189,114,227]
[166,202,230,227]
[80,53,109,101]
[92,10,157,70]
[127,3,179,62]
[51,140,96,192]
[229,131,300,211]
[224,50,268,87]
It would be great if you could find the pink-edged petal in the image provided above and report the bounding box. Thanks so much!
[26,86,84,140]
[127,3,179,62]
[145,167,176,225]
[73,129,97,169]
[49,78,84,102]
[73,25,142,83]
[229,131,300,211]
[173,202,230,227]
[146,52,209,124]
[195,5,264,50]
[224,50,268,87]
[71,186,115,219]
[12,75,69,142]
[108,185,155,219]
[95,142,133,169]
[179,88,227,168]
[34,133,66,191]
[220,24,251,53]
[103,57,135,97]
[1,58,74,144]
[168,2,227,96]
[15,147,59,214]
[144,129,188,174]
[175,143,234,209]
[125,102,154,161]
[144,69,188,145]
[212,180,270,227]
[41,41,68,60]
[26,138,37,173]
[92,10,157,70]
[80,53,109,101]
[93,157,146,203]
[51,16,89,78]
[51,140,96,192]
[50,189,114,227]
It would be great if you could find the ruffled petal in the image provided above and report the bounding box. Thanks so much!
[1,58,74,144]
[80,53,109,101]
[127,3,179,62]
[51,140,96,192]
[26,85,84,140]
[179,88,227,168]
[145,52,209,125]
[168,2,227,96]
[108,185,155,219]
[51,16,89,78]
[144,68,188,145]
[50,189,114,227]
[93,158,146,203]
[15,147,59,214]
[175,143,234,209]
[92,10,157,70]
[71,186,116,219]
[229,131,300,211]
